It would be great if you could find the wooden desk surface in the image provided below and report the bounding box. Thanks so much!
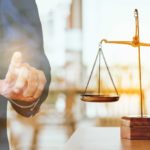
[63,127,150,150]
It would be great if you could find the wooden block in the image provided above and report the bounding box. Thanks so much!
[121,116,150,140]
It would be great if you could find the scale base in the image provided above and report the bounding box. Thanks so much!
[121,116,150,140]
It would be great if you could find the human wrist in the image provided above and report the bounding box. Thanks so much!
[9,98,40,109]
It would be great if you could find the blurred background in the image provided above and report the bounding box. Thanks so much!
[7,0,150,149]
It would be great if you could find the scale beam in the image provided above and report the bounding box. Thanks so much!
[100,39,150,47]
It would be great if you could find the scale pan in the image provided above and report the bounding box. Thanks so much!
[81,94,119,102]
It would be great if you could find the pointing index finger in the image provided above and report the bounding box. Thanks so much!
[9,51,22,70]
[6,52,23,83]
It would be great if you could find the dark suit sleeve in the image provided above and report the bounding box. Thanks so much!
[0,0,51,117]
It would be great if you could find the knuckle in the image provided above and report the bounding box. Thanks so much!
[36,70,46,84]
[39,70,44,76]
[42,77,47,84]
[38,84,44,92]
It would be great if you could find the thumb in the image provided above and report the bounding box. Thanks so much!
[9,51,22,70]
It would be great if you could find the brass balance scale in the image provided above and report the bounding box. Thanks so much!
[81,9,150,140]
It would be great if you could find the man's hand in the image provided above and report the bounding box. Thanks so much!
[0,52,47,102]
